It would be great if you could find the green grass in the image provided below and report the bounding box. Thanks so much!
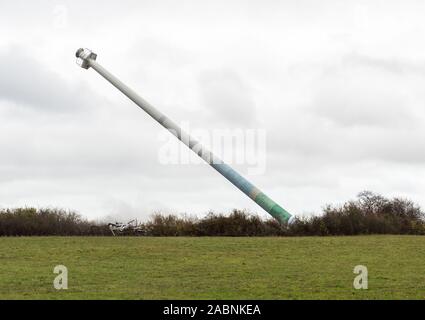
[0,236,424,299]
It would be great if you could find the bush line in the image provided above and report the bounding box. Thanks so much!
[0,191,424,236]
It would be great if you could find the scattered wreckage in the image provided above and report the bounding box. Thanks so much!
[108,220,147,236]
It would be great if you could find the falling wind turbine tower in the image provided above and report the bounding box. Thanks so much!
[76,48,293,224]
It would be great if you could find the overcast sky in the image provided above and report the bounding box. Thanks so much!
[1,0,424,221]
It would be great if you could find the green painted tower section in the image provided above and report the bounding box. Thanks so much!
[210,162,292,224]
[255,193,292,223]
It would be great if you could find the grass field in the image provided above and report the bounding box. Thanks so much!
[0,236,424,299]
